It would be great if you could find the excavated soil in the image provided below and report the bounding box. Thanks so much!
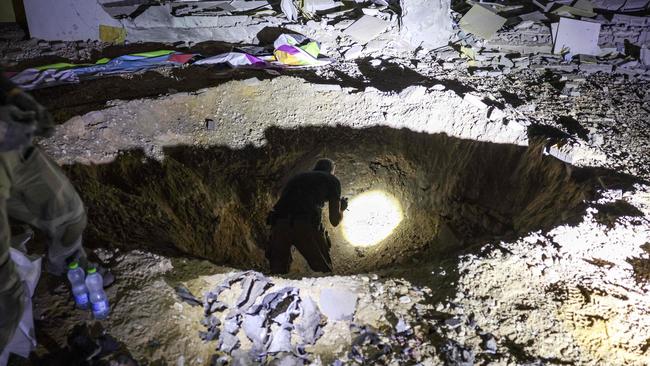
[63,125,632,274]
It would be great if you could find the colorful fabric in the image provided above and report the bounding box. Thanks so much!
[10,51,194,90]
[9,35,331,90]
[273,34,331,67]
[194,52,269,68]
[196,35,332,69]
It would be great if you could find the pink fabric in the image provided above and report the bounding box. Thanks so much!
[168,53,195,64]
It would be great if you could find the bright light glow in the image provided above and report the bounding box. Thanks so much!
[342,190,403,247]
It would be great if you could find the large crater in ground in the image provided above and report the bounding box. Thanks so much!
[65,126,622,274]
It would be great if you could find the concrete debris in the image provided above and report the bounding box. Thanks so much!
[518,11,548,22]
[400,0,453,49]
[200,271,328,362]
[488,107,506,121]
[442,0,650,80]
[463,93,488,110]
[343,15,391,44]
[459,4,507,40]
[552,17,601,56]
[175,285,201,307]
[431,84,446,91]
[533,0,565,13]
[590,0,650,12]
[552,0,597,18]
[440,340,475,366]
[481,334,498,354]
[344,45,364,60]
[319,288,358,321]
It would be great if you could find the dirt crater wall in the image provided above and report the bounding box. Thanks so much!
[65,125,615,273]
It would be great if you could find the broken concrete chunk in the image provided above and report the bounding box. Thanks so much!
[533,0,568,12]
[400,0,453,49]
[344,45,364,60]
[303,0,340,13]
[319,288,358,321]
[395,318,411,333]
[552,1,597,18]
[579,63,613,74]
[343,15,390,44]
[591,0,649,12]
[174,285,201,307]
[488,107,506,121]
[517,11,548,22]
[459,4,507,40]
[553,17,601,56]
[361,7,380,16]
[400,85,427,100]
[463,94,488,110]
[481,335,497,353]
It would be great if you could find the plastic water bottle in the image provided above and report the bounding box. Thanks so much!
[67,262,89,310]
[85,267,110,319]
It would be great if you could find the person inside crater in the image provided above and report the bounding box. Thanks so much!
[265,158,348,274]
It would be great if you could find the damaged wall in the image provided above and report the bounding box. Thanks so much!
[23,0,121,40]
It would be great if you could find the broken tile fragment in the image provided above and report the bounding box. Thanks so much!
[553,18,601,56]
[459,4,507,40]
[343,15,390,44]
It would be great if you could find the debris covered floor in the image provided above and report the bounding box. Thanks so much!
[1,0,650,365]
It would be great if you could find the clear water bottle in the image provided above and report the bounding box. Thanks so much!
[67,261,89,310]
[85,267,110,319]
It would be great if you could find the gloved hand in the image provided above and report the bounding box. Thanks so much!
[7,89,55,137]
[340,197,348,211]
[0,105,37,152]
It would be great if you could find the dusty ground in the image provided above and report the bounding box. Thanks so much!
[2,29,650,365]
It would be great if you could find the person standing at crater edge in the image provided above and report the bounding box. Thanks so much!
[266,158,348,274]
[0,70,113,353]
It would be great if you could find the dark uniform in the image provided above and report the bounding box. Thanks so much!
[266,171,342,274]
[1,69,87,351]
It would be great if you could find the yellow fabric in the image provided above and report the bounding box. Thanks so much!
[129,50,175,57]
[299,41,320,58]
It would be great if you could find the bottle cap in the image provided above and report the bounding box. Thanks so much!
[87,267,97,274]
[68,261,79,270]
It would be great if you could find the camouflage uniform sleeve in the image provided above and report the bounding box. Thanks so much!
[0,66,19,105]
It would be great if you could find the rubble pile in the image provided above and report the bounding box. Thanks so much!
[184,269,519,365]
[441,0,650,80]
[0,31,108,63]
